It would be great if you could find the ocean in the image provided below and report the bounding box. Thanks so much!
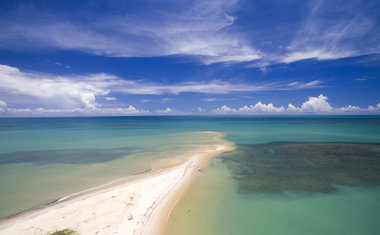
[1,116,379,234]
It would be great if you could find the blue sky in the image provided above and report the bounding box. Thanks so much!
[0,0,379,116]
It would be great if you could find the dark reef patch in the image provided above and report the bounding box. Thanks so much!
[0,147,136,165]
[221,142,380,194]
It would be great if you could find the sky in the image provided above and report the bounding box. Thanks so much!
[0,0,380,116]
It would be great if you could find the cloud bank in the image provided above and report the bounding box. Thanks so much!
[0,64,323,112]
[0,64,378,116]
[212,94,380,114]
[1,92,379,116]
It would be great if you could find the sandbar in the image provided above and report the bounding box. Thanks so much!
[0,132,234,235]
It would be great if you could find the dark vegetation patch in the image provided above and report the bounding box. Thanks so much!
[46,229,77,235]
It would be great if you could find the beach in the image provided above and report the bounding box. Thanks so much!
[0,132,234,235]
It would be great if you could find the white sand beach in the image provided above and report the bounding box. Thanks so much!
[0,133,234,235]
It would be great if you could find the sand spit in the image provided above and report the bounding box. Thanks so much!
[0,132,234,235]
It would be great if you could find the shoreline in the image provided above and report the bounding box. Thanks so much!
[0,167,154,222]
[0,132,234,235]
[146,142,235,235]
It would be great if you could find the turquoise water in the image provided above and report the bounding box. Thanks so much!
[1,116,380,235]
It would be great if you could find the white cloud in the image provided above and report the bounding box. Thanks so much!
[0,99,6,107]
[336,105,361,112]
[161,98,176,103]
[116,81,261,95]
[197,107,206,113]
[287,103,302,112]
[297,80,323,88]
[34,108,78,114]
[355,77,367,81]
[282,50,354,63]
[210,94,378,115]
[46,60,70,69]
[301,94,333,112]
[333,103,380,113]
[105,97,117,101]
[368,103,380,112]
[155,107,174,114]
[213,94,334,114]
[0,65,113,109]
[95,106,148,116]
[155,107,189,115]
[5,108,32,113]
[280,1,378,64]
[212,105,237,113]
[0,105,149,117]
[115,80,323,95]
[238,102,285,113]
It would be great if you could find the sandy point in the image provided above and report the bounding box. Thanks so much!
[0,132,235,235]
